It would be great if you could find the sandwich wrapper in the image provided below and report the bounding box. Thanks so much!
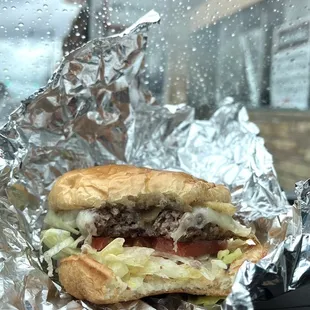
[0,10,307,310]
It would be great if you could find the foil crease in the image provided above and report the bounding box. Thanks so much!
[175,99,289,222]
[224,179,310,310]
[0,9,306,310]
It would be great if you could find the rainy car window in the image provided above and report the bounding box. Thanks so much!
[0,0,309,197]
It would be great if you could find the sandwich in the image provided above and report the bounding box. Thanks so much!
[41,164,266,304]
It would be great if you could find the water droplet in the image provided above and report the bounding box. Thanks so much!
[2,7,7,11]
[25,1,29,4]
[43,4,48,8]
[63,8,67,12]
[231,33,235,37]
[3,68,8,73]
[192,47,197,52]
[37,9,42,13]
[15,27,19,31]
[75,32,80,37]
[5,76,10,80]
[187,6,191,10]
[0,25,4,29]
[11,6,16,10]
[18,22,24,27]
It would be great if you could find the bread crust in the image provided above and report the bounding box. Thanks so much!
[48,165,231,212]
[58,245,265,304]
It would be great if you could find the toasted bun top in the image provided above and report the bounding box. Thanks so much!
[48,164,231,212]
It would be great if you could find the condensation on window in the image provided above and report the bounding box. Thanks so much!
[0,0,309,192]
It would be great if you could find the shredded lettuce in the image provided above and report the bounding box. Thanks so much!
[41,228,83,276]
[43,236,75,276]
[118,247,155,267]
[41,228,71,248]
[211,259,227,270]
[222,248,242,264]
[188,296,223,307]
[106,261,129,278]
[217,248,243,265]
[44,210,79,234]
[97,238,125,256]
[217,249,230,260]
[125,276,144,290]
[80,238,227,284]
[41,229,245,288]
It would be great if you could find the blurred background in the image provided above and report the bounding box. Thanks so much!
[0,0,309,198]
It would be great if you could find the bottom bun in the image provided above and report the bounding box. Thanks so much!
[58,245,266,304]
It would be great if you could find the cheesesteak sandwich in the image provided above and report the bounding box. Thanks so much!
[41,164,266,304]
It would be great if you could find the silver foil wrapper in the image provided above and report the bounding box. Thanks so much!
[0,9,307,310]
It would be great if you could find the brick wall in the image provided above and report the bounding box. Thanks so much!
[249,109,310,192]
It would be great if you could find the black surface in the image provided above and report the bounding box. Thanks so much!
[253,283,310,309]
[285,190,296,205]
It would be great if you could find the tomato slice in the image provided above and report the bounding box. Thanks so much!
[92,237,112,251]
[152,238,227,257]
[91,236,227,257]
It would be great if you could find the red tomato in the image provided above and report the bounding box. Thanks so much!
[91,237,227,257]
[92,237,112,251]
[152,238,228,257]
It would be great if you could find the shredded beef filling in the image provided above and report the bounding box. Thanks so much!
[94,207,235,241]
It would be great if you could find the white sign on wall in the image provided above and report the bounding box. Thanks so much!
[271,19,310,110]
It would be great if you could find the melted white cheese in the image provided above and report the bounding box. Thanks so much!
[76,210,98,237]
[170,207,251,244]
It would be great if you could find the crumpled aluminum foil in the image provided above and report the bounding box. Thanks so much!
[0,9,307,310]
